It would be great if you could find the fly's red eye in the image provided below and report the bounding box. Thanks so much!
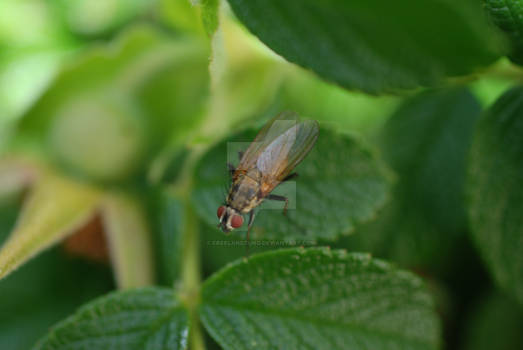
[217,206,226,218]
[231,215,244,229]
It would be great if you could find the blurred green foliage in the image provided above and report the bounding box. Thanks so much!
[462,291,523,350]
[345,88,481,274]
[467,86,523,305]
[0,195,114,349]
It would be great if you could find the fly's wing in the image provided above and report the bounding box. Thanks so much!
[276,119,319,180]
[235,111,300,173]
[257,119,319,196]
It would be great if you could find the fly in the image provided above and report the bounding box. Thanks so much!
[217,112,319,243]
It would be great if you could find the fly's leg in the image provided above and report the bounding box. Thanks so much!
[245,210,255,256]
[267,194,289,216]
[282,172,298,182]
[269,173,295,217]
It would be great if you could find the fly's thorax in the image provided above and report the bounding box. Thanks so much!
[227,170,263,213]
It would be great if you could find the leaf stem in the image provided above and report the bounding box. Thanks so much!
[174,146,207,350]
[181,200,205,350]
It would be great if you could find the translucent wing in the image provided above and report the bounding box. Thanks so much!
[258,119,319,182]
[236,111,300,173]
[236,111,319,195]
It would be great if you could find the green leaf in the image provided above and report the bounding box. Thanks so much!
[227,0,504,93]
[200,248,441,350]
[34,287,189,350]
[192,126,391,241]
[0,247,114,350]
[0,170,101,280]
[467,86,523,305]
[483,0,523,65]
[346,88,481,271]
[101,193,155,288]
[462,292,523,350]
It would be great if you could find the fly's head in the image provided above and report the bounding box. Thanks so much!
[217,205,244,233]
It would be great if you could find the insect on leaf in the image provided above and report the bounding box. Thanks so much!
[193,122,391,241]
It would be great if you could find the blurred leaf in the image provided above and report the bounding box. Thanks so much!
[200,248,441,350]
[101,192,155,288]
[15,25,209,182]
[0,170,101,280]
[136,48,209,148]
[157,0,204,35]
[198,0,219,38]
[0,157,38,200]
[0,50,67,122]
[148,189,185,286]
[346,88,481,272]
[16,25,182,135]
[469,61,516,108]
[0,120,12,153]
[0,190,112,350]
[276,67,401,138]
[48,93,148,183]
[192,126,391,241]
[483,0,523,65]
[462,292,523,350]
[0,192,22,243]
[198,57,285,143]
[0,0,80,126]
[0,0,74,49]
[34,287,189,350]
[467,86,523,305]
[227,0,504,94]
[151,147,189,185]
[53,0,155,37]
[194,17,288,144]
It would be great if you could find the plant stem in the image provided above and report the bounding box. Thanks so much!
[181,201,205,350]
[174,147,207,350]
